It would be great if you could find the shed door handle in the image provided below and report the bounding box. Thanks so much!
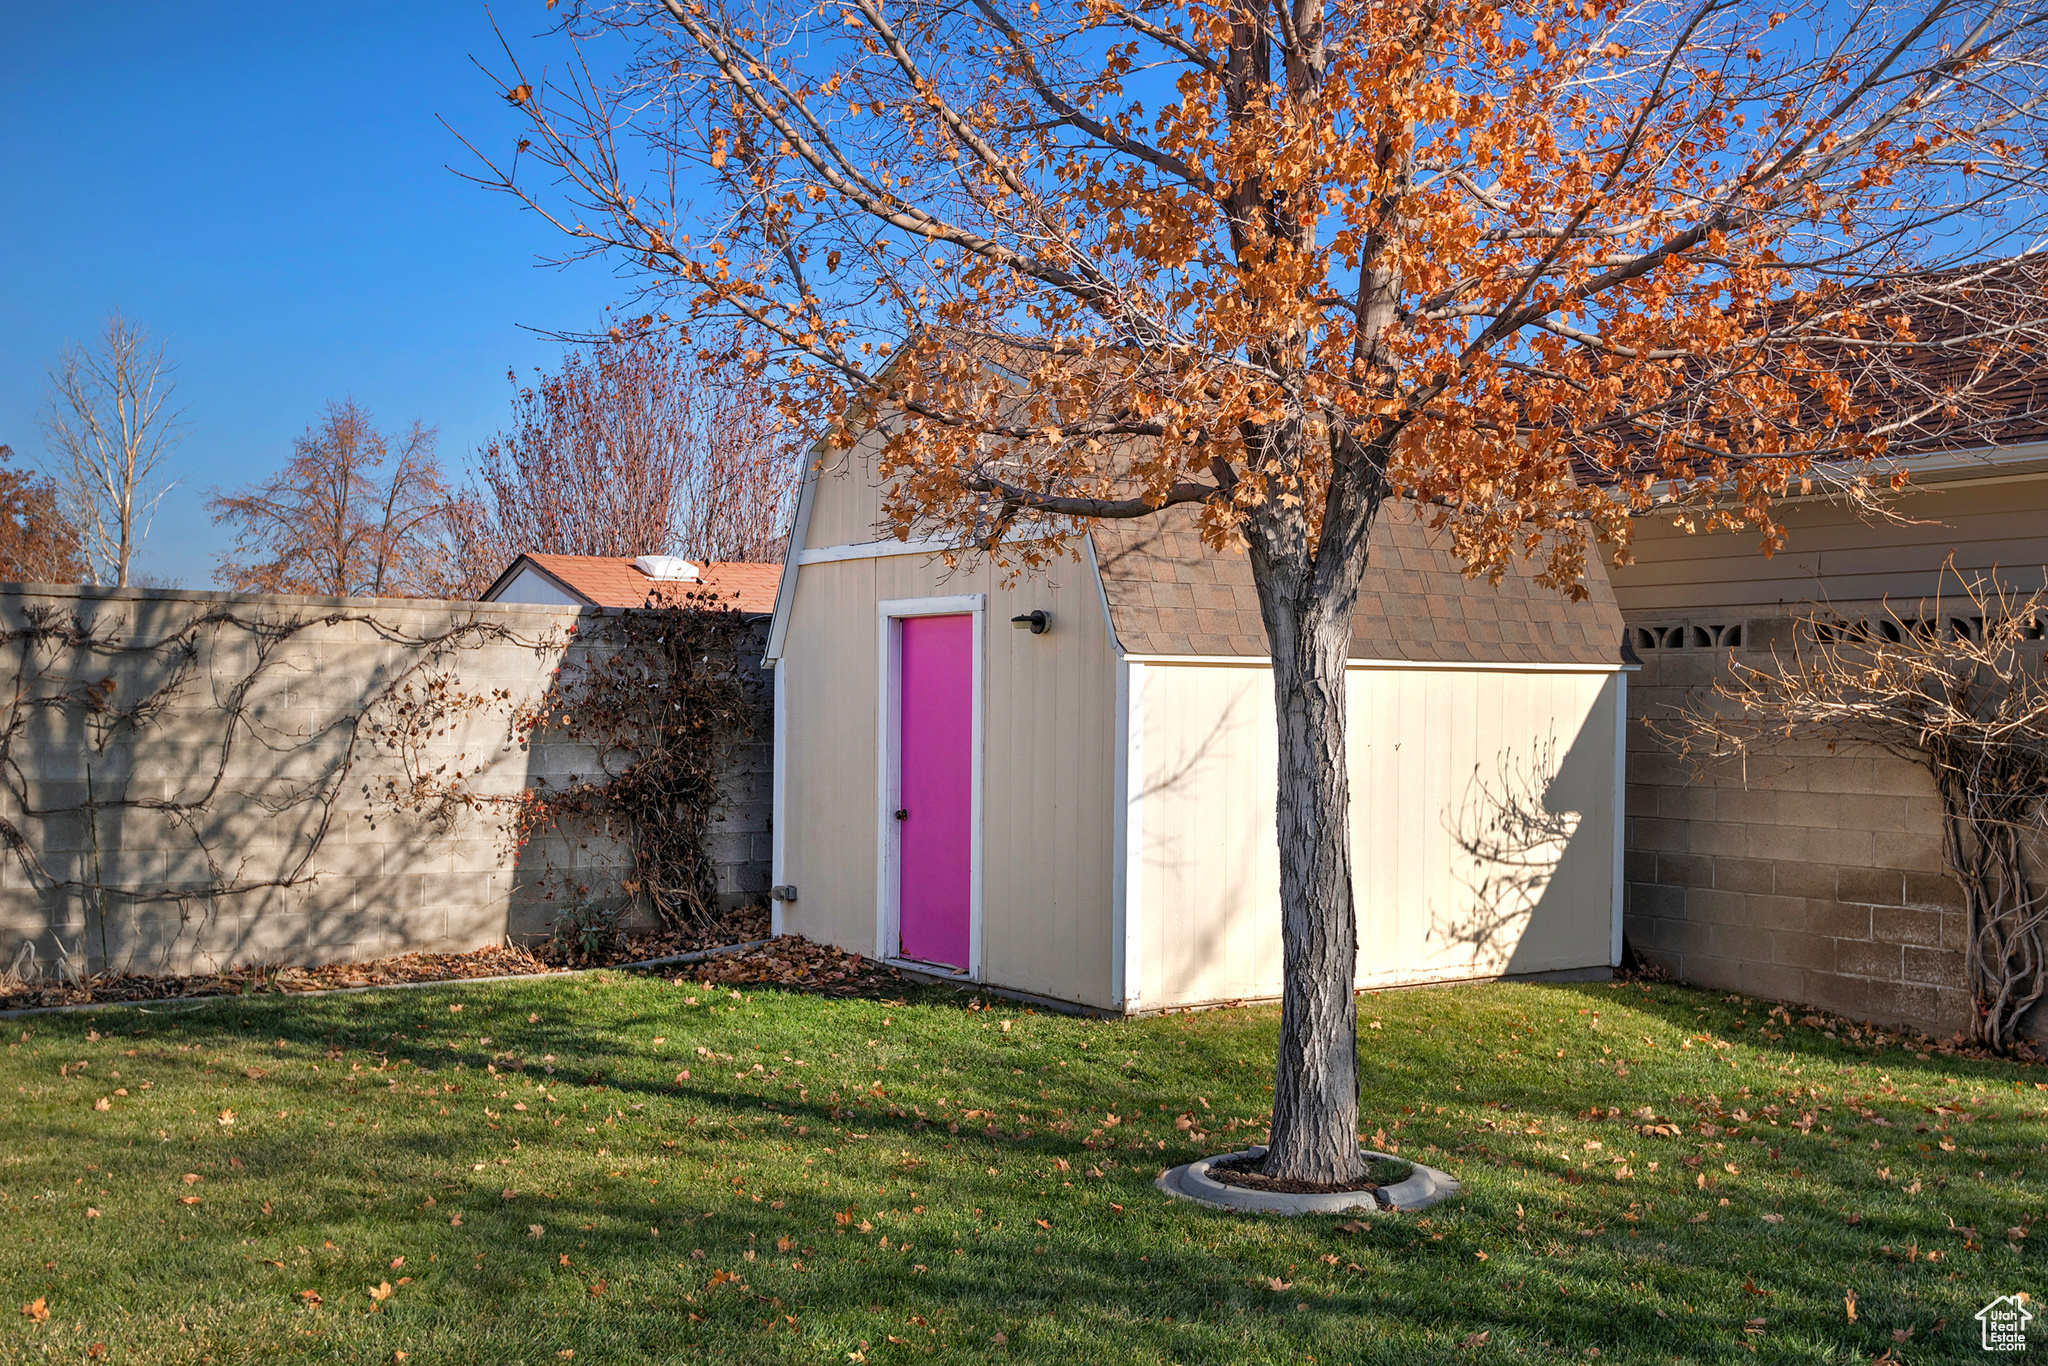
[894,808,909,820]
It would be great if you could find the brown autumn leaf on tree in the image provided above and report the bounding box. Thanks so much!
[477,0,2048,1182]
[0,445,87,585]
[209,398,466,599]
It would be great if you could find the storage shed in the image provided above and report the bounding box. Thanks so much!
[764,437,1634,1013]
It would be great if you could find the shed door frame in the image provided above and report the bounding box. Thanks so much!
[876,594,986,981]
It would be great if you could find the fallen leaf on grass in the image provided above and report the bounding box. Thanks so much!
[1846,1290,1858,1323]
[87,1346,105,1360]
[93,1097,110,1111]
[1689,1213,1710,1224]
[297,1290,322,1306]
[1263,1278,1293,1292]
[19,1297,48,1322]
[182,1173,202,1185]
[529,1225,545,1238]
[179,1195,202,1206]
[369,1282,393,1303]
[85,1207,100,1218]
[1462,1331,1489,1349]
[1761,1213,1785,1224]
[991,1332,1008,1345]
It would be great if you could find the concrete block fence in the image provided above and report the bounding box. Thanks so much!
[1621,620,2040,1042]
[0,584,771,980]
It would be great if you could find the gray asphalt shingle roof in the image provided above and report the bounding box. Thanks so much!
[1089,502,1628,666]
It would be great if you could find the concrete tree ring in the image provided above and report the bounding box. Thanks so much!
[1156,1145,1462,1215]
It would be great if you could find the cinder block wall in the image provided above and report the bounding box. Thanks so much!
[1621,627,2010,1038]
[0,584,771,979]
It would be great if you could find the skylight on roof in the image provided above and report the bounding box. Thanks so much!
[633,555,701,581]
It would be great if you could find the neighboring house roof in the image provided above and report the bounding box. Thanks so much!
[483,553,782,614]
[1090,502,1628,667]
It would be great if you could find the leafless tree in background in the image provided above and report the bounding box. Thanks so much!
[209,399,464,599]
[38,313,185,587]
[456,328,797,586]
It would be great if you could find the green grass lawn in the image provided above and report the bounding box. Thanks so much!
[2,967,2042,1365]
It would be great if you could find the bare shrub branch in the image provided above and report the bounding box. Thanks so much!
[1667,564,2048,1051]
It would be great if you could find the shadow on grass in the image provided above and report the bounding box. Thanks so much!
[20,972,2040,1361]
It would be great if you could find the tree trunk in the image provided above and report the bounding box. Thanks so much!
[1243,461,1380,1185]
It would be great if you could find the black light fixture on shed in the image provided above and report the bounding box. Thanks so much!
[1011,610,1050,635]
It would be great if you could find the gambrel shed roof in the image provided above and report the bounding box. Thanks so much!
[1090,502,1628,666]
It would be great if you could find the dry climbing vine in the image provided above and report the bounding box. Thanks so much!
[0,598,555,979]
[1667,569,2048,1053]
[0,588,765,982]
[500,592,768,934]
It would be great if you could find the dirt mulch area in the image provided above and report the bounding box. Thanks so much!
[1205,1152,1385,1197]
[663,935,908,999]
[0,907,774,1013]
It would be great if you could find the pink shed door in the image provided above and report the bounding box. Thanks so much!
[895,614,974,970]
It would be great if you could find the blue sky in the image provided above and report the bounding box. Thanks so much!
[0,4,630,587]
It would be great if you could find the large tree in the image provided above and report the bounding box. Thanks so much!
[209,399,464,599]
[476,0,2048,1181]
[458,328,799,580]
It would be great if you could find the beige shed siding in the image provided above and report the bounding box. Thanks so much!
[1138,662,1620,1008]
[803,431,896,550]
[1609,475,2048,617]
[776,549,1122,1008]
